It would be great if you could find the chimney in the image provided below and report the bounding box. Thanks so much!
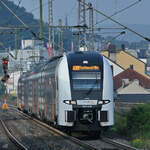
[121,44,125,50]
[130,64,134,70]
[109,44,117,62]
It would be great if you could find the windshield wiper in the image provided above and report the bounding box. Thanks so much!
[86,79,98,95]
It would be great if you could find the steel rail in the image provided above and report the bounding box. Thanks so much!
[19,111,98,150]
[7,105,98,150]
[9,105,138,150]
[0,119,28,150]
[102,137,138,150]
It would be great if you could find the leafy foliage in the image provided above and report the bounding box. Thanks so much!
[115,103,150,149]
[126,103,150,137]
[131,139,143,149]
[115,113,127,135]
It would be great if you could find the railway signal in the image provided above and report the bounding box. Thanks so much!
[1,57,9,83]
[2,57,8,73]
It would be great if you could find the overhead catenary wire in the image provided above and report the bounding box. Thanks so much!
[3,0,23,26]
[95,0,142,25]
[79,0,150,42]
[0,29,26,49]
[0,0,40,40]
[0,0,85,52]
[98,31,125,34]
[0,0,75,62]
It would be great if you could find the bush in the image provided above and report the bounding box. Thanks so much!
[131,139,143,149]
[115,113,127,135]
[115,103,150,149]
[126,103,150,137]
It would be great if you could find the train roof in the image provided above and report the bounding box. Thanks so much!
[67,51,103,66]
[18,51,103,80]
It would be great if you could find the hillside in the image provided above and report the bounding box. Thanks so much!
[0,0,78,52]
[0,0,41,50]
[0,1,149,52]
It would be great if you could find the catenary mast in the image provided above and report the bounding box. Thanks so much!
[88,3,94,51]
[78,0,87,50]
[48,0,54,56]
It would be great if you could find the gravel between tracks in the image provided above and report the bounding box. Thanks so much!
[0,107,86,150]
[0,109,19,150]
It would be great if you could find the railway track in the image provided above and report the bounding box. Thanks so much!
[8,104,138,150]
[101,137,138,150]
[82,137,138,150]
[6,105,96,150]
[15,108,98,150]
[0,119,28,150]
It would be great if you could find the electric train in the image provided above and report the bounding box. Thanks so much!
[17,51,114,136]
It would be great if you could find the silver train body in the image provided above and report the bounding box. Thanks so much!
[17,51,114,132]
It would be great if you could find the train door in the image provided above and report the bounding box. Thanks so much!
[46,76,55,122]
[36,80,39,116]
[32,80,35,114]
[46,77,50,121]
[28,80,33,113]
[17,80,23,109]
[32,80,37,115]
[38,77,45,119]
[51,77,55,122]
[24,81,28,111]
[44,79,48,120]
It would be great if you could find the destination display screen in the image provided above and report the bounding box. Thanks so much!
[72,66,99,71]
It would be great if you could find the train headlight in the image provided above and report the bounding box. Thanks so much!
[63,100,76,105]
[98,100,103,105]
[63,100,70,104]
[98,100,110,105]
[70,100,76,105]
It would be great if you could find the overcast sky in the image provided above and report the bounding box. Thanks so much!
[9,0,150,26]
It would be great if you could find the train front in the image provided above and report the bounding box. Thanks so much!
[57,51,114,132]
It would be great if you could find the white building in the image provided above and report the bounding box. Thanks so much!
[9,49,41,72]
[7,71,21,95]
[5,40,50,95]
[9,39,49,72]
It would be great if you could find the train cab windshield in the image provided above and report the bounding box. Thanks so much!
[71,70,102,99]
[72,72,100,91]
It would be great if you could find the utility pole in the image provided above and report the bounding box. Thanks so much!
[32,37,35,64]
[48,0,54,56]
[40,0,43,59]
[14,29,18,59]
[88,3,94,51]
[65,15,68,26]
[40,0,43,41]
[58,19,63,55]
[78,0,87,50]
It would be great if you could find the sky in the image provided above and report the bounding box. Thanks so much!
[9,0,150,26]
[8,0,150,42]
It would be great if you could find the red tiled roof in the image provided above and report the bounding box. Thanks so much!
[114,68,150,90]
